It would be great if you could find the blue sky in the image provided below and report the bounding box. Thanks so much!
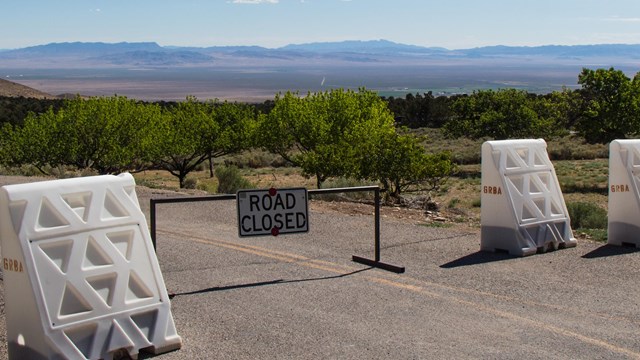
[3,0,640,50]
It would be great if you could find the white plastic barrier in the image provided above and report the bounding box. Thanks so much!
[481,139,577,256]
[0,173,181,359]
[608,139,640,247]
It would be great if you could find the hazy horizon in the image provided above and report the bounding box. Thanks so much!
[3,62,605,102]
[4,38,640,53]
[4,1,640,50]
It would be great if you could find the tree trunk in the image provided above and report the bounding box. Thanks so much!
[208,153,214,178]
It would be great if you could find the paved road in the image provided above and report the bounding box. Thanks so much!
[144,190,640,360]
[2,181,640,359]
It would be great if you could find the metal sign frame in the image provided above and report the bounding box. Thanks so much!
[150,186,404,273]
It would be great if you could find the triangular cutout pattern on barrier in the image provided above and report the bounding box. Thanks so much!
[550,199,564,216]
[506,152,520,169]
[8,199,27,234]
[126,271,154,303]
[506,176,524,195]
[61,191,92,222]
[533,198,546,217]
[60,282,93,317]
[38,197,70,229]
[40,239,74,274]
[534,151,547,166]
[106,320,135,354]
[131,310,158,342]
[86,273,117,307]
[83,236,114,268]
[102,189,130,220]
[64,323,98,358]
[529,177,542,194]
[522,203,538,221]
[516,148,529,163]
[106,230,134,261]
[537,172,552,192]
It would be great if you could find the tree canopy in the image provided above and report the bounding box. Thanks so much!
[443,89,560,140]
[148,97,256,187]
[258,89,398,188]
[258,88,454,196]
[574,67,640,143]
[1,96,257,187]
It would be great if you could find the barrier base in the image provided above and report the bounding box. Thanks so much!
[608,222,640,248]
[481,225,577,257]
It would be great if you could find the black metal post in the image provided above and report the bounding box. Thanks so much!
[351,187,405,274]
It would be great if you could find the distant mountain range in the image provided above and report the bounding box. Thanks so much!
[1,40,639,68]
[2,40,639,101]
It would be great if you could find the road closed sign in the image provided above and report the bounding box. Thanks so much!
[237,187,309,237]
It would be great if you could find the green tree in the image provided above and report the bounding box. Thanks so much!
[61,96,160,173]
[444,89,557,140]
[10,96,159,175]
[206,100,257,177]
[358,132,455,198]
[539,88,584,132]
[385,92,454,128]
[574,67,640,143]
[0,96,64,126]
[148,97,255,188]
[3,107,72,173]
[258,88,396,188]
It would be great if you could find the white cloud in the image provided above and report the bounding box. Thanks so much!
[231,0,279,4]
[604,16,640,23]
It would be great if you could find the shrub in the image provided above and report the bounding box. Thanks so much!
[246,152,275,169]
[270,156,290,168]
[215,165,254,194]
[566,202,607,229]
[447,198,460,208]
[183,177,198,189]
[196,179,217,193]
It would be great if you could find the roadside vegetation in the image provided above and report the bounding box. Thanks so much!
[1,67,639,241]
